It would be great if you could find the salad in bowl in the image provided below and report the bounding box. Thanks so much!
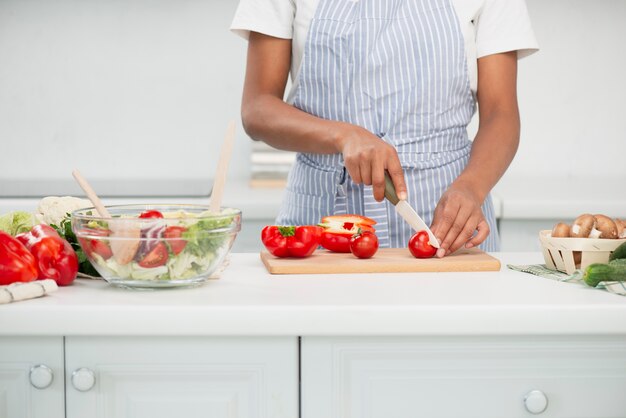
[71,205,241,288]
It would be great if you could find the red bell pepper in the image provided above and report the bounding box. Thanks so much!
[319,215,376,253]
[261,225,323,258]
[16,225,79,286]
[0,231,38,285]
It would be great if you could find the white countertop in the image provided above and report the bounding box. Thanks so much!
[1,252,625,337]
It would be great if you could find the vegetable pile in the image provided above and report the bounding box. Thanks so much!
[0,199,82,286]
[551,214,625,240]
[73,208,238,281]
[260,213,436,260]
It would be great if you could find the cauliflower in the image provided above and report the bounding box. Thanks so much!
[34,196,92,226]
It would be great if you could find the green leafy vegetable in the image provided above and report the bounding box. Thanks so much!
[182,216,234,256]
[51,214,100,277]
[0,211,35,236]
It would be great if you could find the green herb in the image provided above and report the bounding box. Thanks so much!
[51,214,100,277]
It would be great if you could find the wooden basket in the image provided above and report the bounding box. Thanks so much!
[539,230,626,275]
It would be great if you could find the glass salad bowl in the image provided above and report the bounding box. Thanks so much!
[71,204,241,289]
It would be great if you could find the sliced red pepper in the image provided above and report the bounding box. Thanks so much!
[261,225,323,258]
[16,225,79,286]
[319,215,376,253]
[0,231,38,286]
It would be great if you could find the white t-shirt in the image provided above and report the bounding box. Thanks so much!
[231,0,539,101]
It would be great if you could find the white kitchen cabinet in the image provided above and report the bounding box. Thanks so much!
[64,336,298,418]
[302,336,626,418]
[0,337,65,418]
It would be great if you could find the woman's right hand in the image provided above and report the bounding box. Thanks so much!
[335,123,407,202]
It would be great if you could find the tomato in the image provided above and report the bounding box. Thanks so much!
[139,210,164,219]
[349,230,379,259]
[164,226,187,255]
[138,242,169,268]
[78,227,113,260]
[261,225,323,258]
[320,214,376,253]
[408,230,437,259]
[89,240,113,260]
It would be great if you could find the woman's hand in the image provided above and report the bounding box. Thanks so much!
[336,124,407,202]
[429,51,520,257]
[430,181,490,257]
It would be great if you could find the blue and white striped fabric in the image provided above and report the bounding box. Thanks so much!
[276,0,499,251]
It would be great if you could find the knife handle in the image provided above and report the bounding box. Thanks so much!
[384,172,400,205]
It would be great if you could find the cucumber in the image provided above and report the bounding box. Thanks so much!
[583,262,626,287]
[609,242,626,262]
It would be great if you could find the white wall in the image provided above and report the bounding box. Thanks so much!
[513,0,626,182]
[0,0,248,189]
[0,0,624,194]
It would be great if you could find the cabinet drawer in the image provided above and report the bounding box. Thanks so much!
[302,336,626,418]
[65,336,298,418]
[0,337,64,418]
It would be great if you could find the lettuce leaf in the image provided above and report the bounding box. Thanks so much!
[0,211,35,236]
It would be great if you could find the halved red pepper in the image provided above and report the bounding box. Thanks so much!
[0,231,38,285]
[319,215,376,253]
[16,225,79,286]
[261,225,323,258]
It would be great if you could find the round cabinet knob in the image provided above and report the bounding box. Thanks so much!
[524,390,549,414]
[29,364,54,389]
[71,368,96,392]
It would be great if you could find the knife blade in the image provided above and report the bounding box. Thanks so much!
[384,172,441,248]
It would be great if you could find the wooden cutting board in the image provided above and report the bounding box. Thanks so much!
[260,248,501,275]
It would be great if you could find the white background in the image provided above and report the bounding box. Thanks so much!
[0,0,624,219]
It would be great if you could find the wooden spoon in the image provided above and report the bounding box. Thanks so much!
[209,121,236,213]
[72,169,139,265]
[72,170,111,218]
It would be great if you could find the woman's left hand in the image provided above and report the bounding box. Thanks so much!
[430,183,490,257]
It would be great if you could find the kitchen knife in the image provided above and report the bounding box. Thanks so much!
[384,172,441,248]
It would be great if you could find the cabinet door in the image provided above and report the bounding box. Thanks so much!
[0,337,64,418]
[65,336,297,418]
[302,336,626,418]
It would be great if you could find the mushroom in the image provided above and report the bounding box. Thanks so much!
[594,214,618,239]
[573,251,582,266]
[551,222,571,238]
[615,218,626,239]
[570,214,600,238]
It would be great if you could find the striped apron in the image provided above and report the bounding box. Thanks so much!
[276,0,500,251]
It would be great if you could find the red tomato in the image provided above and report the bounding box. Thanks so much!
[164,226,187,255]
[408,230,437,259]
[349,231,379,259]
[139,210,164,219]
[78,228,113,260]
[90,240,113,260]
[138,242,169,268]
[320,214,376,253]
